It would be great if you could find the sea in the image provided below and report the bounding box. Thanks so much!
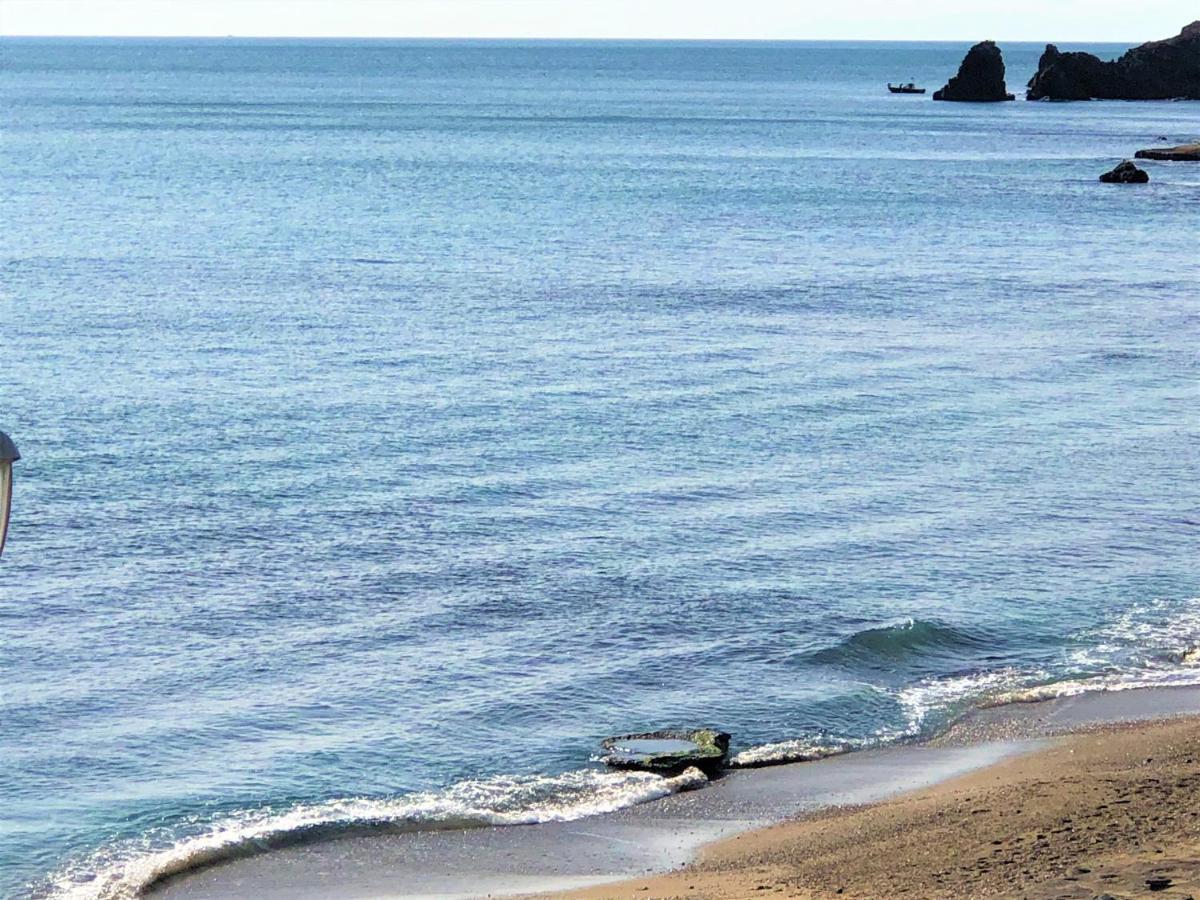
[1,37,1197,899]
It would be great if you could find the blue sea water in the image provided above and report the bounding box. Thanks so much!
[1,37,1198,897]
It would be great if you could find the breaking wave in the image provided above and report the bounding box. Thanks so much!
[40,767,708,900]
[804,618,1000,669]
[735,598,1200,772]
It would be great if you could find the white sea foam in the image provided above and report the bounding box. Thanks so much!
[1075,596,1200,667]
[987,666,1200,707]
[729,739,851,768]
[42,766,707,900]
[898,597,1200,729]
[898,667,1045,732]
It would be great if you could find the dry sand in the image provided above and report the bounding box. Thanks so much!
[553,717,1200,900]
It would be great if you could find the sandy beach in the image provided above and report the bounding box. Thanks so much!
[556,715,1200,900]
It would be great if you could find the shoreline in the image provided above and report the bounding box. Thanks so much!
[558,711,1200,899]
[147,684,1200,900]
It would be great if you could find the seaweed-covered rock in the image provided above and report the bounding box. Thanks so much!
[933,41,1015,102]
[600,729,730,775]
[1028,22,1200,101]
[1099,160,1150,184]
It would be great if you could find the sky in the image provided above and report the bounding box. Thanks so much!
[1,0,1196,42]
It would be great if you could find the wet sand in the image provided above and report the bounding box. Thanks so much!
[152,685,1200,900]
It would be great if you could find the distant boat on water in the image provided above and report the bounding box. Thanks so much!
[888,82,926,94]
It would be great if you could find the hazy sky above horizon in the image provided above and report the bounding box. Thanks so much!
[1,0,1196,42]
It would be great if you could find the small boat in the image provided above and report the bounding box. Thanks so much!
[888,82,926,94]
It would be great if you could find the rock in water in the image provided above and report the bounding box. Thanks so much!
[1027,45,1110,100]
[1135,142,1200,161]
[600,729,731,775]
[1028,21,1200,100]
[1099,160,1150,184]
[933,41,1016,102]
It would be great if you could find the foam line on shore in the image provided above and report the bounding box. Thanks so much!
[43,768,708,900]
[73,685,1200,900]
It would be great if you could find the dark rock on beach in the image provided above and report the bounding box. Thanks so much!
[933,41,1015,102]
[1135,141,1200,161]
[1027,21,1200,100]
[601,728,731,775]
[1099,160,1150,184]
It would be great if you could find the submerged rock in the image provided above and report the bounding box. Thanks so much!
[1099,160,1150,184]
[600,729,731,775]
[933,41,1015,102]
[1027,21,1200,101]
[1135,141,1200,161]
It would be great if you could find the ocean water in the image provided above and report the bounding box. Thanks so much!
[1,37,1198,898]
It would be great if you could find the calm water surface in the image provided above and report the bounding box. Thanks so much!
[1,38,1198,898]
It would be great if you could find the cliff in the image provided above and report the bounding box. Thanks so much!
[1027,21,1200,100]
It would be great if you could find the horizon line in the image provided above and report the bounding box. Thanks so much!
[0,32,1138,44]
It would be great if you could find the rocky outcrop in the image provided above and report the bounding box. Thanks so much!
[933,41,1015,102]
[1099,160,1150,183]
[600,729,730,775]
[1135,142,1200,161]
[1028,22,1200,100]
